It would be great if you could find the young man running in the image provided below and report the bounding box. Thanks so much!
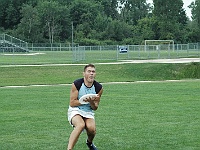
[67,64,103,150]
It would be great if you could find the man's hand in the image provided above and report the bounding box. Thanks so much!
[83,95,99,103]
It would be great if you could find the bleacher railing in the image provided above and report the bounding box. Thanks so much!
[0,34,28,52]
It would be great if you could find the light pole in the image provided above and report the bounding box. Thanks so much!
[71,21,73,49]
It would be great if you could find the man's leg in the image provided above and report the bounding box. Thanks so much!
[67,115,85,150]
[85,118,96,143]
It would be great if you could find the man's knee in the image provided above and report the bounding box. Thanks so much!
[75,122,85,131]
[86,125,96,135]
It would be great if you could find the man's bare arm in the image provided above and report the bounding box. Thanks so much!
[69,83,81,107]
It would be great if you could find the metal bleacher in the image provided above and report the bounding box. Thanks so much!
[0,34,29,53]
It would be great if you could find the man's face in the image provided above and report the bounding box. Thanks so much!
[83,67,96,83]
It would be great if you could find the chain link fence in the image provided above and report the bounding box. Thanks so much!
[0,37,199,65]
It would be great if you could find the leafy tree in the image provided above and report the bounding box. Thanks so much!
[0,0,198,44]
[36,0,69,43]
[188,0,200,42]
[190,0,200,24]
[134,17,156,42]
[14,0,70,43]
[94,0,119,19]
[0,0,20,29]
[14,4,42,42]
[0,0,35,29]
[103,19,133,42]
[90,14,110,40]
[152,0,188,42]
[119,0,151,25]
[70,0,104,42]
[70,0,103,28]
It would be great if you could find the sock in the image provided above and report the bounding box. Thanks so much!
[87,139,92,145]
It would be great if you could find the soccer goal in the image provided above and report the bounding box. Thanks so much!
[144,40,174,52]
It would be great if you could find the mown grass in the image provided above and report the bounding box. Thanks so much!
[0,62,200,86]
[0,86,69,150]
[0,50,199,65]
[0,81,200,150]
[0,51,73,65]
[0,62,200,149]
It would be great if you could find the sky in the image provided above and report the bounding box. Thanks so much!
[147,0,194,19]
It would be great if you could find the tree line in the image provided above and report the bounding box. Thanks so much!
[0,0,200,45]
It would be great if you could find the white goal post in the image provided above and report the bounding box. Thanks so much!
[145,40,174,51]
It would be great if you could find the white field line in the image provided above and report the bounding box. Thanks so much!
[0,63,87,67]
[1,79,199,89]
[2,52,45,56]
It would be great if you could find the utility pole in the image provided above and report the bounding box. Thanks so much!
[71,22,73,49]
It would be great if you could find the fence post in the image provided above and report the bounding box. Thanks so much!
[116,45,118,60]
[198,42,200,57]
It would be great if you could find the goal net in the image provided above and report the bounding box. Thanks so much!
[145,40,174,51]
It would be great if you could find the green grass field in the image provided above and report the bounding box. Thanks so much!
[0,63,200,149]
[0,63,200,87]
[0,49,199,65]
[0,81,200,150]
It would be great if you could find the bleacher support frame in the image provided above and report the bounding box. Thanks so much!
[0,34,29,53]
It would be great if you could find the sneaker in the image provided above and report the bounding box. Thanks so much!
[86,140,98,150]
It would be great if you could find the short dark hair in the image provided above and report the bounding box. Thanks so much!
[84,64,95,72]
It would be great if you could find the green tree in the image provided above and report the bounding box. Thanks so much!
[70,0,102,28]
[0,0,35,29]
[70,0,103,42]
[190,0,200,24]
[0,0,20,29]
[94,0,119,19]
[14,4,42,42]
[119,0,151,25]
[153,0,188,42]
[15,0,70,43]
[36,0,69,43]
[134,17,156,42]
[103,19,133,42]
[188,0,200,42]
